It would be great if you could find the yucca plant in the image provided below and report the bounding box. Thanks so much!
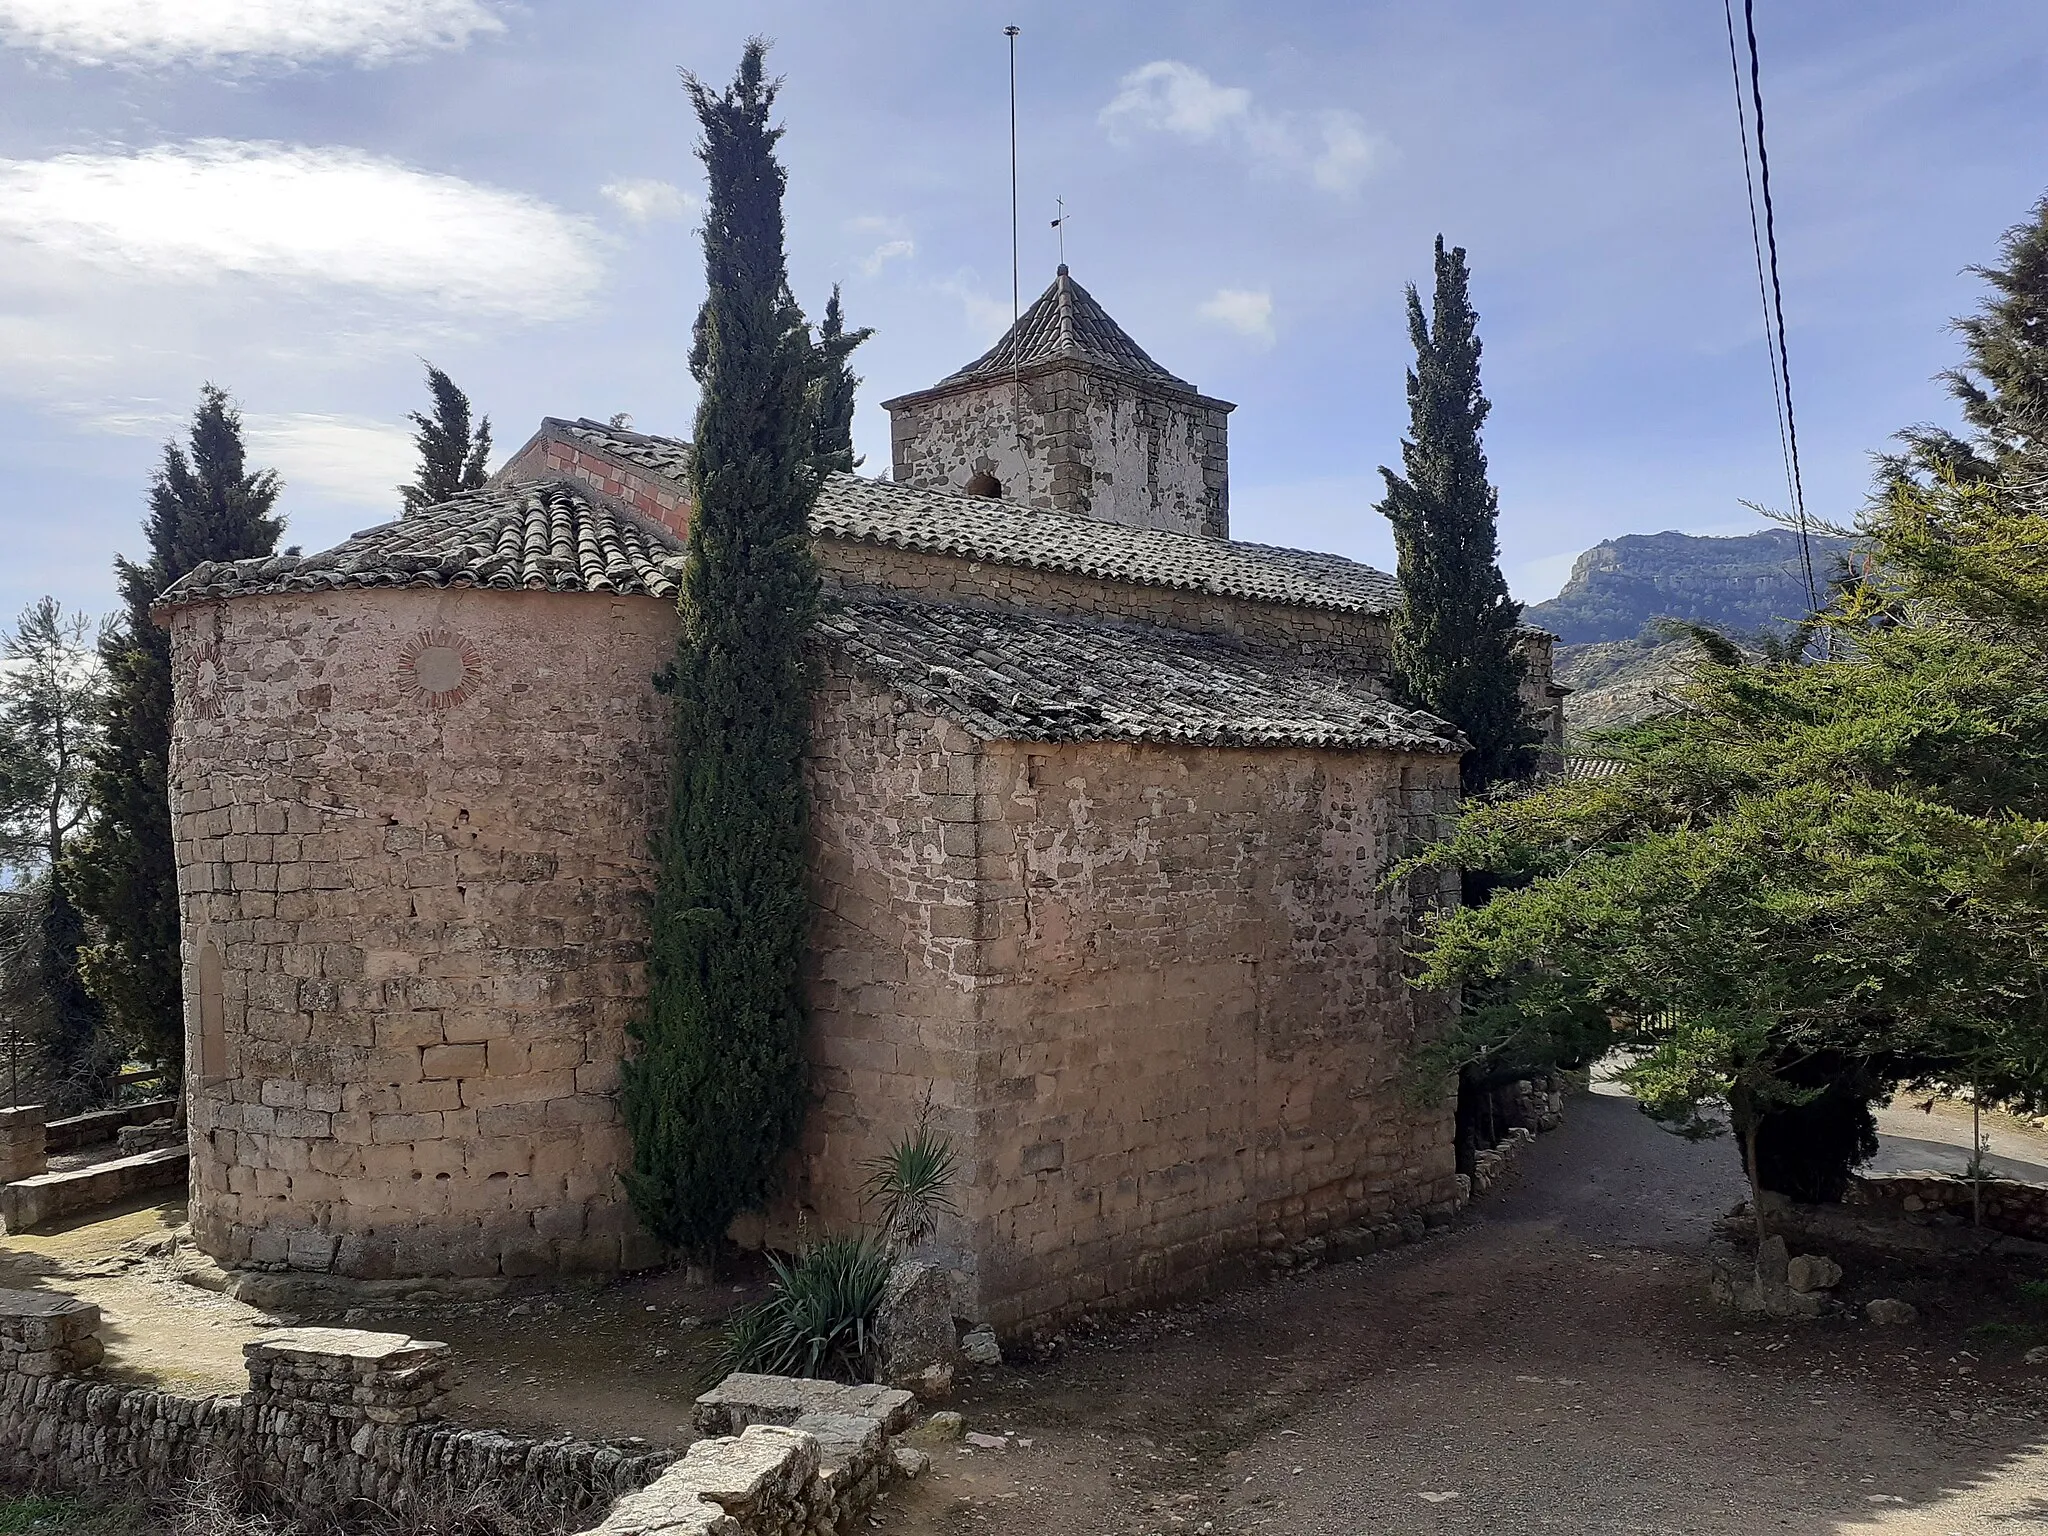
[712,1114,961,1383]
[712,1235,893,1384]
[859,1103,962,1252]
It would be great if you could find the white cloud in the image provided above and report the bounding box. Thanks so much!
[1312,111,1383,194]
[1198,287,1275,344]
[861,239,915,277]
[1100,60,1387,196]
[0,0,503,69]
[933,276,1013,342]
[243,414,419,508]
[846,215,916,278]
[1509,550,1584,604]
[0,141,602,317]
[1101,60,1251,141]
[600,178,695,224]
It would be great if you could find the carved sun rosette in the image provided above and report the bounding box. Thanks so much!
[397,629,485,708]
[184,640,226,719]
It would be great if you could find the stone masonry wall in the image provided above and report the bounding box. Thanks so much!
[797,665,1464,1330]
[166,587,678,1280]
[1846,1171,2048,1244]
[889,364,1231,537]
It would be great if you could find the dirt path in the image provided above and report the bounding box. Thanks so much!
[1870,1096,2048,1184]
[876,1091,2048,1536]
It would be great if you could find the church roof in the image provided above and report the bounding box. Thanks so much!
[917,266,1200,396]
[546,417,693,479]
[159,467,1405,619]
[812,473,1402,614]
[157,480,685,605]
[821,594,1461,753]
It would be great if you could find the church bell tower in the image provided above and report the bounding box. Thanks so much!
[882,266,1234,538]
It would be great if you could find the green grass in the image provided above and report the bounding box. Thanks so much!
[0,1497,146,1536]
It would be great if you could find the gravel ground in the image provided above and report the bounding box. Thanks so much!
[878,1091,2048,1536]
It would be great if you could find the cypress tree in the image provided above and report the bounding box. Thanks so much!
[810,285,872,476]
[1377,237,1539,796]
[399,363,493,515]
[73,385,282,1069]
[621,40,823,1257]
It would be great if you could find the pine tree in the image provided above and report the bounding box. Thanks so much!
[1378,237,1538,796]
[621,41,824,1257]
[72,385,282,1069]
[810,285,872,476]
[0,599,112,1108]
[399,364,493,515]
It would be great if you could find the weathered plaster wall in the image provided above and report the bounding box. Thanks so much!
[889,366,1231,538]
[818,542,1392,679]
[796,665,1462,1330]
[166,587,678,1280]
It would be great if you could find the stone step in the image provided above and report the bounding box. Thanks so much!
[0,1146,189,1234]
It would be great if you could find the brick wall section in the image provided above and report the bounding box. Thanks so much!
[889,365,1232,538]
[166,587,678,1280]
[496,435,692,541]
[818,540,1393,678]
[796,666,1463,1331]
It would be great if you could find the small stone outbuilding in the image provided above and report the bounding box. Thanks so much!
[160,268,1558,1329]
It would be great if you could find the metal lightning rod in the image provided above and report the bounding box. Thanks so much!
[1005,24,1023,445]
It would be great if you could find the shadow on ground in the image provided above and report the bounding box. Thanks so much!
[879,1092,2048,1536]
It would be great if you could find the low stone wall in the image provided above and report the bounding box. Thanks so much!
[0,1108,44,1184]
[0,1292,917,1535]
[586,1376,919,1536]
[43,1099,178,1155]
[1847,1171,2048,1244]
[0,1146,188,1234]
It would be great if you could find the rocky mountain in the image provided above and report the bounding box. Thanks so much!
[1527,528,1861,739]
[1525,527,1859,645]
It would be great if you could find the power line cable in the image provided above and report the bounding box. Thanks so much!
[1739,0,1821,617]
[1722,0,1796,530]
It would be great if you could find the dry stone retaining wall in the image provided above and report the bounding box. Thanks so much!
[1847,1171,2048,1244]
[0,1293,910,1535]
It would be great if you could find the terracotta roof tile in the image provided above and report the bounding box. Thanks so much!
[157,481,686,606]
[547,418,693,481]
[923,267,1197,394]
[811,473,1403,614]
[821,593,1461,752]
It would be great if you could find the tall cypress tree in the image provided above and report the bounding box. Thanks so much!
[399,363,493,515]
[810,285,872,476]
[621,41,823,1256]
[1377,237,1538,796]
[73,385,282,1069]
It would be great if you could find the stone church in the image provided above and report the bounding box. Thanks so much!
[160,268,1561,1330]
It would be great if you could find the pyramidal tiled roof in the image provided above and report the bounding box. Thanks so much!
[928,266,1197,394]
[822,594,1461,753]
[157,481,686,605]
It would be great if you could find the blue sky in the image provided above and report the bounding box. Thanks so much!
[1,1,2043,625]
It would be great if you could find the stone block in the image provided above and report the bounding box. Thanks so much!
[875,1260,964,1385]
